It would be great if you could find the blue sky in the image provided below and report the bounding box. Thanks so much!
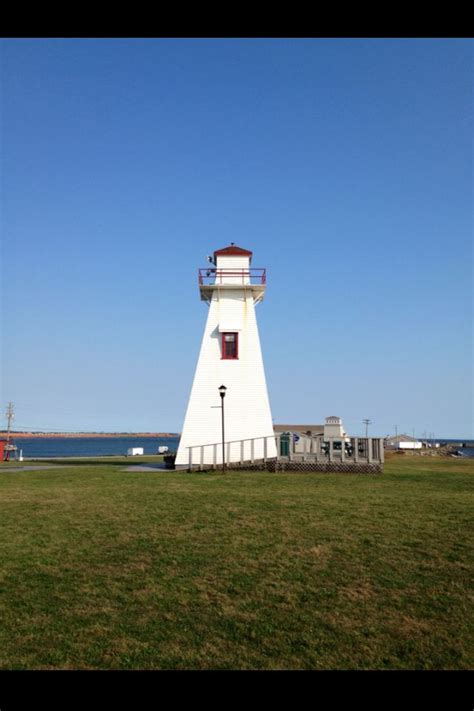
[1,38,472,437]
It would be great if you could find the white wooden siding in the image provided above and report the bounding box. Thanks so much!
[175,285,276,465]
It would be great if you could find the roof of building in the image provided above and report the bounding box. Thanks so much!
[214,244,253,260]
[385,434,418,442]
[274,424,324,434]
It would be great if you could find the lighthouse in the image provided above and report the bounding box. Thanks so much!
[175,244,276,468]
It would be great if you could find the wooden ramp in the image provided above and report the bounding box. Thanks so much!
[181,433,384,473]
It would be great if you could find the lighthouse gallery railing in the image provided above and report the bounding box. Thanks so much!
[198,268,266,285]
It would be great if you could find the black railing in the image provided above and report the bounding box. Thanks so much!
[198,268,266,285]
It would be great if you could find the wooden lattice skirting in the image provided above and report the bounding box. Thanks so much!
[188,459,383,474]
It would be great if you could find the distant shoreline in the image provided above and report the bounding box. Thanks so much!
[0,432,180,439]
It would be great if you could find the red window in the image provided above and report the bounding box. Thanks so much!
[221,332,238,359]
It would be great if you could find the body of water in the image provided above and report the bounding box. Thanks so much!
[432,440,474,458]
[12,437,180,458]
[6,436,474,459]
[454,447,474,458]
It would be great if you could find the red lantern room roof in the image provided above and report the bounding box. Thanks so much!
[213,244,253,262]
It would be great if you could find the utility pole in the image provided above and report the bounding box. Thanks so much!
[6,402,14,442]
[363,419,372,438]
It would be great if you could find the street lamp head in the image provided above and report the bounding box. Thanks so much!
[218,385,227,398]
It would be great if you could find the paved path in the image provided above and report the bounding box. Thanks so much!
[2,463,169,473]
[0,465,60,472]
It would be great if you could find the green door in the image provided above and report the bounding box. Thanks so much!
[280,433,290,456]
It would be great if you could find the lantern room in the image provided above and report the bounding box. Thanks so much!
[198,243,266,303]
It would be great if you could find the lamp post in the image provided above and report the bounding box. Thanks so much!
[218,385,227,473]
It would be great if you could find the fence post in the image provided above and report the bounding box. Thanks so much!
[213,443,217,468]
[368,438,373,463]
[329,438,333,462]
[263,437,267,462]
[200,446,204,471]
[251,439,254,463]
[354,438,359,463]
[380,438,385,463]
[188,447,192,470]
[240,439,244,464]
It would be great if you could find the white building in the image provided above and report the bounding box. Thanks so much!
[175,244,276,467]
[273,417,347,440]
[274,417,349,455]
[384,434,422,450]
[323,416,347,440]
[398,441,422,450]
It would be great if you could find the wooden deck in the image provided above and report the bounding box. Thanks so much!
[181,433,385,473]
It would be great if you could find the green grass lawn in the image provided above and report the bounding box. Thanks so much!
[0,455,472,669]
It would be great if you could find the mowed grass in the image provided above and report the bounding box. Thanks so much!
[0,455,472,669]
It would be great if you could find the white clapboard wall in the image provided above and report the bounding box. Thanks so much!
[175,247,276,466]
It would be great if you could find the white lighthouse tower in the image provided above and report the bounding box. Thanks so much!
[175,244,276,468]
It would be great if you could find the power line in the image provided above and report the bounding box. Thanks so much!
[6,422,170,434]
[11,423,97,433]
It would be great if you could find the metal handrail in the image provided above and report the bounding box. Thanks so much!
[186,434,379,451]
[198,268,266,285]
[186,434,384,467]
[186,434,274,451]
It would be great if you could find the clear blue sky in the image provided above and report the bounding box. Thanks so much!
[1,38,472,438]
